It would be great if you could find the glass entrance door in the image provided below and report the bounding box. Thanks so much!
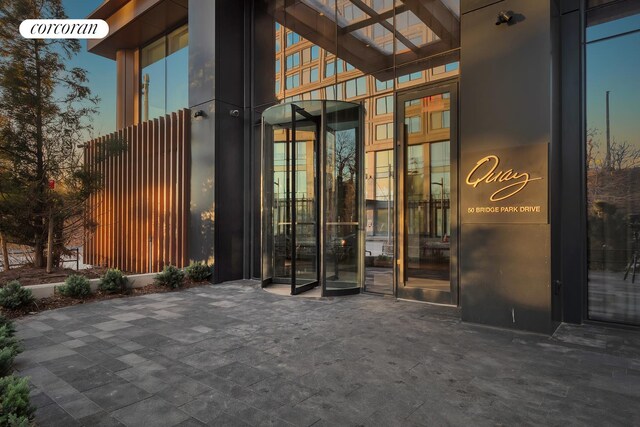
[397,83,458,304]
[263,104,319,295]
[262,101,363,296]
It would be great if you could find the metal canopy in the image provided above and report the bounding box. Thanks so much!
[269,0,460,80]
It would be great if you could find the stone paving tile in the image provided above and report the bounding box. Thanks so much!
[13,280,640,426]
[78,411,126,426]
[84,378,152,412]
[111,396,190,427]
[35,402,81,427]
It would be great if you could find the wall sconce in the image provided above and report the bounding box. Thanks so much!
[229,110,240,117]
[496,10,513,25]
[193,110,207,119]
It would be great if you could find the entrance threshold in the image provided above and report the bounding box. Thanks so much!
[396,297,457,308]
[264,283,322,298]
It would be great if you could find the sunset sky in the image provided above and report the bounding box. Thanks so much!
[63,0,116,139]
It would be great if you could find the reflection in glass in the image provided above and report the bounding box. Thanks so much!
[325,119,360,291]
[140,25,188,122]
[586,4,640,325]
[270,1,461,296]
[166,26,189,114]
[265,118,318,292]
[262,101,362,295]
[405,93,451,290]
[140,38,166,122]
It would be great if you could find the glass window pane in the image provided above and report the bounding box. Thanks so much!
[356,77,366,96]
[325,60,335,78]
[166,27,189,113]
[141,37,166,121]
[586,10,640,325]
[431,111,442,130]
[167,25,188,55]
[376,97,386,115]
[346,79,356,98]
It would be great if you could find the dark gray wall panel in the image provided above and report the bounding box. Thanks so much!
[560,0,580,14]
[560,9,584,323]
[461,0,552,149]
[188,0,247,281]
[460,0,556,333]
[253,0,277,109]
[214,99,245,283]
[215,1,245,108]
[461,0,503,15]
[188,101,215,264]
[550,0,562,326]
[460,224,552,333]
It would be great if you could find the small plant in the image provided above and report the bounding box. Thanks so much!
[155,265,185,289]
[99,269,129,294]
[0,375,35,426]
[57,275,91,299]
[0,281,35,310]
[0,317,19,380]
[0,315,15,336]
[185,262,211,282]
[0,319,20,377]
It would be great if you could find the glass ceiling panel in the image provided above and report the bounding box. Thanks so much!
[276,0,460,80]
[352,23,394,54]
[301,0,336,20]
[391,10,440,51]
[337,0,369,26]
[360,0,402,15]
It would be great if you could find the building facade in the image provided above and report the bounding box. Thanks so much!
[84,0,640,334]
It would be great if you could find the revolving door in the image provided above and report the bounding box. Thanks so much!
[261,101,363,296]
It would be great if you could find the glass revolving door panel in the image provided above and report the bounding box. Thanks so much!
[262,101,363,296]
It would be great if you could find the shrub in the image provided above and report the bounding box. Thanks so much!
[0,315,15,336]
[57,275,91,299]
[185,262,211,282]
[0,375,35,426]
[155,265,184,289]
[99,269,129,294]
[0,321,20,377]
[0,282,35,310]
[0,347,18,378]
[5,414,30,427]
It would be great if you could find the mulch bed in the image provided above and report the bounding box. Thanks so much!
[0,266,107,287]
[0,272,211,320]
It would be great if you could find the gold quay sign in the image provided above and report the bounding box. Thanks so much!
[460,144,548,224]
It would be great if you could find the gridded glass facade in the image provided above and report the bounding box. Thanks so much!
[272,0,460,294]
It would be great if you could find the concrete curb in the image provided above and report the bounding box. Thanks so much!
[26,273,157,299]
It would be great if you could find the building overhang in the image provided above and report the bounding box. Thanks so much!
[268,0,460,81]
[87,0,188,59]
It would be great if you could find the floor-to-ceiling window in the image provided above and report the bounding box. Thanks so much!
[140,24,188,122]
[586,0,640,325]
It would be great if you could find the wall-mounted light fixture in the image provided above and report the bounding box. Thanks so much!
[496,10,513,25]
[193,110,207,118]
[229,110,240,117]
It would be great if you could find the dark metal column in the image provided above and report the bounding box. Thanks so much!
[188,0,246,283]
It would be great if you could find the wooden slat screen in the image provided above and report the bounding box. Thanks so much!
[84,109,190,273]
